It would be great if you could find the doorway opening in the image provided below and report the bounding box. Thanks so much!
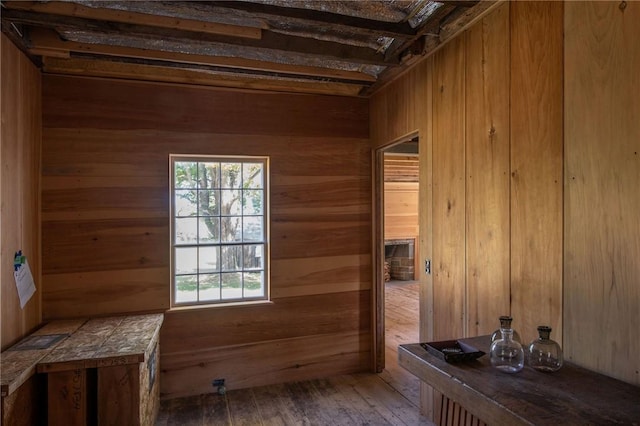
[375,134,421,404]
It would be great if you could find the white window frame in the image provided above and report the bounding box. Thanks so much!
[170,154,270,307]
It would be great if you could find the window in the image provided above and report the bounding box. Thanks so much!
[170,155,269,306]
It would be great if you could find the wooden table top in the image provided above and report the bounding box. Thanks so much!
[1,319,86,397]
[399,335,640,426]
[38,313,164,373]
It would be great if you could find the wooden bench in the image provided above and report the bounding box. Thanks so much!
[399,335,640,425]
[1,313,163,426]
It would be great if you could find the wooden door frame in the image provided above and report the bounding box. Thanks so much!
[373,131,420,373]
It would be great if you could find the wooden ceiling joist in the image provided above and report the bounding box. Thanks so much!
[4,8,397,66]
[207,1,419,39]
[42,56,365,97]
[1,0,496,97]
[26,28,377,84]
[4,1,263,39]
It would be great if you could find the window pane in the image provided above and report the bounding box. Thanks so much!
[172,156,268,306]
[174,162,198,189]
[198,162,220,189]
[199,274,220,301]
[221,272,242,299]
[175,190,197,216]
[243,244,263,270]
[175,247,198,274]
[243,189,263,215]
[198,190,220,216]
[221,190,241,215]
[221,246,242,271]
[243,272,264,298]
[198,217,219,243]
[199,246,220,273]
[243,216,263,242]
[175,217,197,245]
[221,163,242,188]
[243,163,263,189]
[221,216,241,242]
[175,275,197,303]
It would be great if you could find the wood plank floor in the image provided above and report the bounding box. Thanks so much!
[156,280,432,425]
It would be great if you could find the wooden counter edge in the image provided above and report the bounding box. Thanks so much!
[398,344,535,426]
[1,319,87,397]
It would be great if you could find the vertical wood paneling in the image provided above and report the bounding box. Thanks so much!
[42,75,371,396]
[510,1,564,345]
[0,34,42,350]
[564,1,640,385]
[465,3,511,337]
[432,36,466,340]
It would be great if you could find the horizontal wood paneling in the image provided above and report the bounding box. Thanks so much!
[41,75,371,396]
[1,34,42,350]
[384,182,418,240]
[160,291,370,354]
[43,76,368,138]
[161,331,370,399]
[43,268,170,318]
[564,1,640,386]
[271,255,371,299]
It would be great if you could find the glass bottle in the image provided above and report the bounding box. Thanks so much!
[491,316,521,344]
[490,328,524,373]
[527,326,563,372]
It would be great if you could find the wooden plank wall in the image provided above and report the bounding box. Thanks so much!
[564,1,640,386]
[371,4,564,418]
[41,75,371,398]
[371,2,564,419]
[383,155,418,241]
[371,0,640,414]
[371,2,534,344]
[509,1,564,346]
[0,34,42,351]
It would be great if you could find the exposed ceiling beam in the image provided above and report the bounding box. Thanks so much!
[4,1,262,39]
[204,1,418,38]
[363,0,502,96]
[26,27,377,84]
[3,8,396,66]
[42,57,365,97]
[383,3,457,62]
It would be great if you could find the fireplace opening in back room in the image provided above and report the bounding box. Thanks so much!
[384,239,415,281]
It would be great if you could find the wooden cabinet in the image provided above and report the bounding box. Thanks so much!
[1,314,162,426]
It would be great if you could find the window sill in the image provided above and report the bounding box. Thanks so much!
[168,299,274,312]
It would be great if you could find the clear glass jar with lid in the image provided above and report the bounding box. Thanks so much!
[527,326,563,372]
[490,328,524,373]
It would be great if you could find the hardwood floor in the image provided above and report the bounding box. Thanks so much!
[156,280,432,425]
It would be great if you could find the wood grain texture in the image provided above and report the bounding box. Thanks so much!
[0,34,42,350]
[400,336,640,426]
[1,374,45,426]
[464,2,511,337]
[432,36,466,341]
[564,1,640,386]
[42,57,366,97]
[43,75,368,138]
[1,319,85,397]
[42,75,371,396]
[509,1,564,345]
[98,364,140,425]
[47,369,87,426]
[384,182,418,240]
